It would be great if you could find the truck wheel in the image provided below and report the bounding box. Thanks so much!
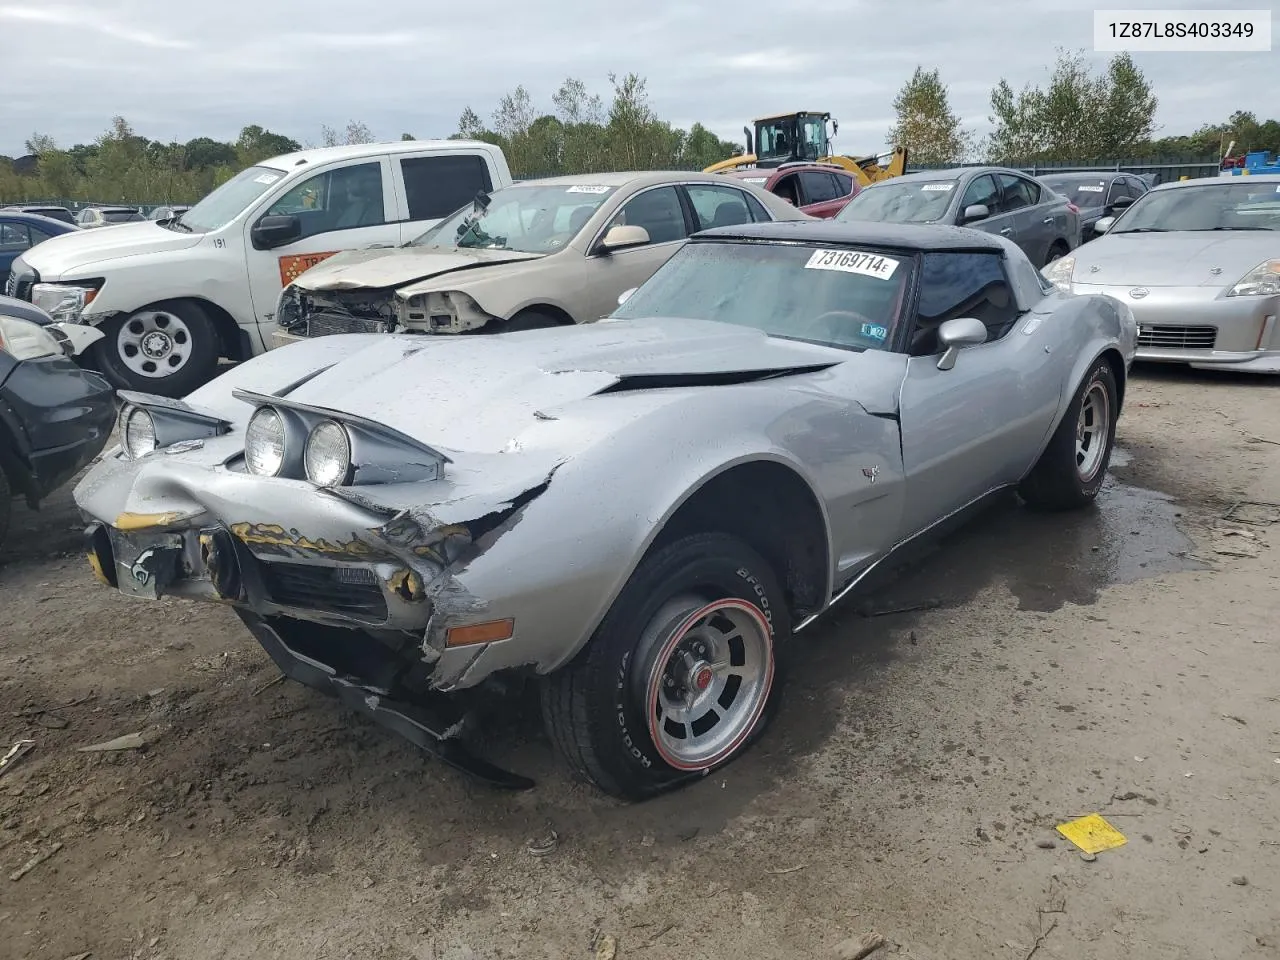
[541,532,790,800]
[93,300,220,397]
[1019,356,1118,511]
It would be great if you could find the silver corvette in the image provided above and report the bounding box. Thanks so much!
[1042,174,1280,373]
[74,220,1136,800]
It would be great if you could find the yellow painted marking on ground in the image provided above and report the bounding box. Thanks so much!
[1056,814,1127,854]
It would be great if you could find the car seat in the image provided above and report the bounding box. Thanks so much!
[710,200,749,229]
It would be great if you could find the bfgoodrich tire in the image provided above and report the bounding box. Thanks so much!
[541,532,791,800]
[93,300,220,397]
[1019,356,1118,511]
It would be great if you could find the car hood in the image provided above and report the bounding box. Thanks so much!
[1071,231,1276,287]
[189,317,847,456]
[18,220,203,279]
[291,245,546,292]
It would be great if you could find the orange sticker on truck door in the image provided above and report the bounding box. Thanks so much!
[278,251,339,286]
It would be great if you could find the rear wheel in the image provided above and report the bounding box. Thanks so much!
[541,532,789,800]
[93,300,220,397]
[1020,356,1118,511]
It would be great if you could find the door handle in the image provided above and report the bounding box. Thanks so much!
[1042,217,1054,224]
[1000,227,1013,235]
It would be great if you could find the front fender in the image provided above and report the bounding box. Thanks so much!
[436,387,839,689]
[76,250,250,328]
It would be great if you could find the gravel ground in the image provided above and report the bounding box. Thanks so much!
[1,365,1278,960]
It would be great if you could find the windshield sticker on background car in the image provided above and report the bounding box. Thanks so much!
[860,322,889,341]
[920,183,954,191]
[254,173,281,185]
[566,185,611,194]
[1077,185,1105,192]
[744,177,769,184]
[804,249,900,280]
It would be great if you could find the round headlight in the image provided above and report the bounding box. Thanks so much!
[122,406,157,459]
[304,420,352,486]
[245,407,287,477]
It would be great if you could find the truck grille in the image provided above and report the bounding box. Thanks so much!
[305,312,390,338]
[1137,324,1217,350]
[7,270,35,301]
[259,561,388,620]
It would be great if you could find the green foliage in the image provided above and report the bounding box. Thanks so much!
[986,49,1158,162]
[454,74,741,176]
[887,66,974,165]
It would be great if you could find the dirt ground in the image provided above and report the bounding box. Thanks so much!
[2,365,1278,960]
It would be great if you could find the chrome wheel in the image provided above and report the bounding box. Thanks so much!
[1075,381,1110,482]
[644,596,774,771]
[117,309,193,378]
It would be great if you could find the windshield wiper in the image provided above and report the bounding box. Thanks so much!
[1114,227,1167,233]
[1202,226,1273,232]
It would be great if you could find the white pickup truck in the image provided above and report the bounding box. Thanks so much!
[6,140,513,395]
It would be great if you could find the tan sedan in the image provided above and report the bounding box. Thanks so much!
[271,170,811,343]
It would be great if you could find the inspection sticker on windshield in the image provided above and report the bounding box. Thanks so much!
[920,183,954,191]
[254,173,281,185]
[566,185,611,194]
[804,249,900,280]
[1078,184,1105,192]
[860,322,889,341]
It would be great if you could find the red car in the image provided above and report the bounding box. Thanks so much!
[724,162,860,218]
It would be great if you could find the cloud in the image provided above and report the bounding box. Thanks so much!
[1,0,1275,156]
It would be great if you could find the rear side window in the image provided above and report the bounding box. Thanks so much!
[400,155,494,221]
[1,223,32,250]
[685,184,758,231]
[998,174,1040,211]
[800,171,842,203]
[833,173,855,196]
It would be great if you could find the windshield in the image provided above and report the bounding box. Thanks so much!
[1112,181,1280,233]
[178,165,288,233]
[836,179,957,224]
[409,182,617,253]
[1040,177,1110,208]
[611,240,911,352]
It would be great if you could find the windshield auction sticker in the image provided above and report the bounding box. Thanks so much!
[804,249,900,280]
[920,183,955,191]
[566,185,611,194]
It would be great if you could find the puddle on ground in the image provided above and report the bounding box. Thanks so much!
[844,448,1200,615]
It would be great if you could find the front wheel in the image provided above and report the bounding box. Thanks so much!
[1019,356,1118,511]
[93,300,221,396]
[541,532,790,800]
[487,310,566,334]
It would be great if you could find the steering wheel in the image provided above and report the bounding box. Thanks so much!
[795,309,882,345]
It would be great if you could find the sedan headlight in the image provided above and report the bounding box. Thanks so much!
[120,405,158,458]
[31,282,100,321]
[1041,256,1076,292]
[0,315,63,361]
[304,420,353,485]
[1225,259,1280,298]
[245,407,288,477]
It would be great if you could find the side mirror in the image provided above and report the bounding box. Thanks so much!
[960,204,989,225]
[936,316,987,371]
[46,322,104,357]
[597,224,650,254]
[617,287,638,307]
[1093,216,1117,234]
[251,214,302,250]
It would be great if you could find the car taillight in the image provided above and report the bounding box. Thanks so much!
[1066,202,1080,214]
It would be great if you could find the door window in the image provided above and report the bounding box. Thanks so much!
[799,171,842,204]
[605,186,687,245]
[400,154,493,221]
[771,174,801,206]
[997,173,1039,211]
[0,223,32,251]
[686,184,757,231]
[28,224,54,243]
[267,161,385,239]
[958,175,1000,217]
[908,252,1021,355]
[832,173,855,196]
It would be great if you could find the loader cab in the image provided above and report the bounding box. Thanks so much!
[752,112,836,168]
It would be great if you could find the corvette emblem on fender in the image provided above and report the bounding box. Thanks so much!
[1128,287,1149,300]
[862,466,879,482]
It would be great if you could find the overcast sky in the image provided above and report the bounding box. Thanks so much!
[2,0,1275,156]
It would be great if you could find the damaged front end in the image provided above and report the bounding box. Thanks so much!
[275,284,498,348]
[77,389,553,789]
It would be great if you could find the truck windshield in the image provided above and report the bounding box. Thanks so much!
[177,165,289,233]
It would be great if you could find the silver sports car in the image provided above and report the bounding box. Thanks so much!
[73,220,1136,800]
[1042,174,1280,374]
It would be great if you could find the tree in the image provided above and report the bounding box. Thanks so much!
[887,67,973,164]
[400,132,415,140]
[320,120,376,147]
[986,49,1157,162]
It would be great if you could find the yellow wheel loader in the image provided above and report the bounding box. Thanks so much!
[703,111,907,188]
